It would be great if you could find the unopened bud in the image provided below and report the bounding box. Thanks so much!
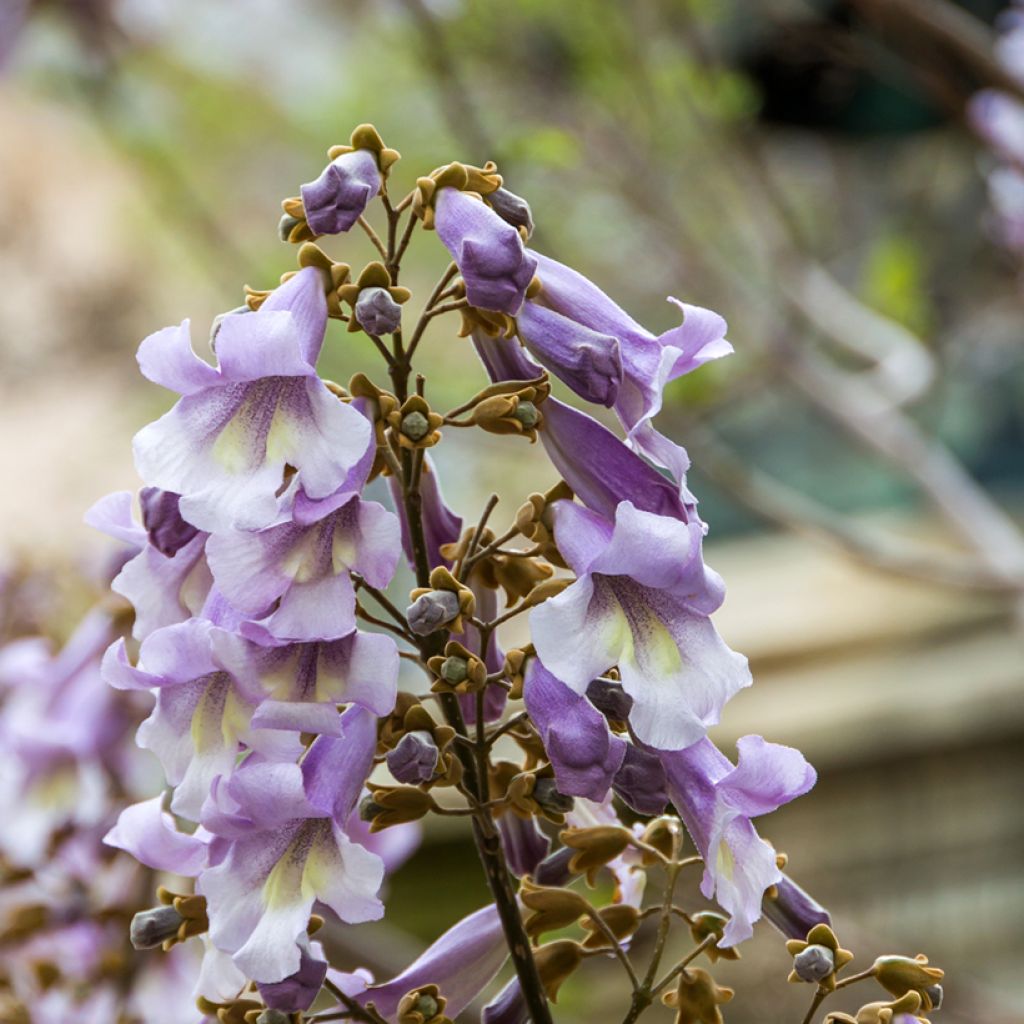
[278,212,305,242]
[413,994,439,1020]
[793,944,835,983]
[355,286,403,335]
[387,731,440,784]
[586,677,633,721]
[359,795,385,822]
[488,187,534,237]
[130,905,184,950]
[401,411,430,442]
[407,590,461,635]
[513,400,539,429]
[440,656,469,684]
[532,778,573,817]
[925,984,943,1010]
[256,1011,291,1024]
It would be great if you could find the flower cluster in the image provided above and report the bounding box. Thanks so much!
[89,125,942,1023]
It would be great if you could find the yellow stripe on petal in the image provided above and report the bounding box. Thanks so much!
[190,675,230,755]
[262,824,320,910]
[212,411,255,474]
[266,404,299,464]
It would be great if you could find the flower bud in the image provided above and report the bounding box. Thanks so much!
[513,400,539,429]
[278,212,307,243]
[488,186,534,237]
[401,412,430,441]
[873,954,944,1007]
[532,778,574,817]
[521,883,591,938]
[406,590,461,635]
[397,985,447,1024]
[441,656,468,684]
[786,923,853,992]
[387,731,440,784]
[586,677,633,721]
[793,944,835,983]
[356,286,403,335]
[580,903,640,949]
[388,395,444,450]
[613,744,668,816]
[362,786,435,830]
[688,912,739,963]
[560,825,631,883]
[661,967,733,1024]
[130,905,184,950]
[925,984,943,1011]
[255,1012,292,1024]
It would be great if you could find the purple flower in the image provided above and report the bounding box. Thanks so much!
[497,814,550,879]
[435,187,537,314]
[133,268,372,532]
[103,619,301,818]
[388,454,463,571]
[523,658,625,801]
[612,744,668,816]
[762,874,832,942]
[257,940,329,1012]
[658,735,816,945]
[198,709,384,983]
[529,251,732,479]
[530,499,748,750]
[237,629,399,734]
[471,328,692,521]
[516,300,622,406]
[205,488,400,643]
[301,150,381,236]
[387,731,440,784]
[104,794,210,875]
[346,904,508,1022]
[87,491,212,641]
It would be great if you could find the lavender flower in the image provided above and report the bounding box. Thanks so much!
[435,187,537,314]
[658,735,816,945]
[301,150,382,236]
[530,498,748,750]
[133,268,372,532]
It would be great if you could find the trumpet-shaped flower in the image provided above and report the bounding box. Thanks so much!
[198,708,383,983]
[530,499,748,750]
[301,150,381,235]
[133,268,372,532]
[87,490,211,640]
[205,488,400,643]
[658,735,816,946]
[529,251,732,479]
[102,619,301,818]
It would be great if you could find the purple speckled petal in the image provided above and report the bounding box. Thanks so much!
[435,188,537,315]
[523,658,625,801]
[301,150,381,236]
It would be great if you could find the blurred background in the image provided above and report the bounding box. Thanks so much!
[0,0,1022,1022]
